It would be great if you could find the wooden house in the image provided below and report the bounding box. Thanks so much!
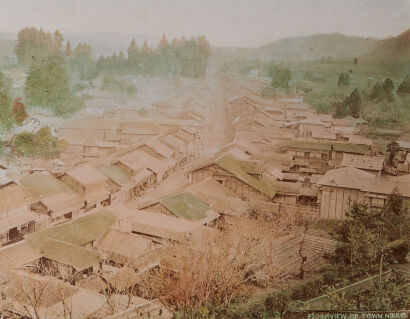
[187,154,277,202]
[61,164,110,210]
[317,167,410,219]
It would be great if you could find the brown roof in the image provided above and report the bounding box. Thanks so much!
[175,129,194,143]
[97,230,155,258]
[145,138,175,159]
[0,241,42,267]
[187,177,238,198]
[131,210,202,237]
[118,150,151,172]
[0,185,30,212]
[312,131,337,140]
[121,121,164,135]
[67,164,108,186]
[40,192,84,213]
[317,167,375,189]
[162,135,188,153]
[318,167,410,197]
[341,154,384,171]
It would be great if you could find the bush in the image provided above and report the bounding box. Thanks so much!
[13,126,66,158]
[126,84,137,95]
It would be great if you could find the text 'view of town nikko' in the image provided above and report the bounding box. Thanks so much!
[0,1,409,318]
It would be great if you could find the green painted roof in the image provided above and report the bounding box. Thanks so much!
[98,164,131,185]
[40,238,102,271]
[20,173,78,199]
[161,193,209,220]
[215,154,277,198]
[27,209,117,247]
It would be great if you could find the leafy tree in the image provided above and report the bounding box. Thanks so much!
[331,192,409,275]
[15,27,62,65]
[268,63,277,78]
[12,98,28,124]
[327,273,409,311]
[370,78,395,102]
[344,88,361,118]
[383,78,395,101]
[304,70,313,81]
[338,72,350,87]
[397,75,410,95]
[271,68,291,88]
[25,55,81,115]
[69,42,97,80]
[0,87,13,128]
[334,101,349,118]
[264,292,290,318]
[64,41,72,57]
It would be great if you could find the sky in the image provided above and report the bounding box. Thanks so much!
[0,0,409,47]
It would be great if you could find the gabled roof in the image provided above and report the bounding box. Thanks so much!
[40,191,84,212]
[121,121,163,135]
[162,135,188,153]
[97,230,155,258]
[0,185,30,212]
[341,154,384,171]
[118,150,150,172]
[161,193,211,221]
[20,173,78,200]
[27,209,117,247]
[98,164,132,186]
[132,210,202,233]
[317,166,375,189]
[263,106,284,113]
[175,129,194,143]
[67,164,108,186]
[145,138,174,159]
[317,167,375,189]
[312,131,337,140]
[187,177,238,198]
[215,154,277,198]
[39,238,102,271]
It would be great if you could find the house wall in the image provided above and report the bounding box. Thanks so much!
[319,186,368,219]
[190,164,270,201]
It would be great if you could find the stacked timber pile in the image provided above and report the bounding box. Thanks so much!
[270,230,335,275]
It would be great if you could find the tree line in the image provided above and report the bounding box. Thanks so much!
[97,34,210,78]
[8,27,211,119]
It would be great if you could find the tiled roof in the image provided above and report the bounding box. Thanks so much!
[341,154,384,171]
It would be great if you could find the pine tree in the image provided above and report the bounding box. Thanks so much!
[397,75,410,95]
[65,41,72,56]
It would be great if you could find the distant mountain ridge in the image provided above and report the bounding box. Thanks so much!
[214,33,381,62]
[364,29,410,63]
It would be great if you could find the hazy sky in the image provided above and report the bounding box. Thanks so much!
[0,0,409,47]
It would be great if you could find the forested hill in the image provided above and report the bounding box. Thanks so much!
[214,33,380,62]
[364,29,410,63]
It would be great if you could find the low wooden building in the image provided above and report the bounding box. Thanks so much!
[130,210,204,243]
[61,164,110,210]
[187,154,277,202]
[0,185,48,246]
[317,167,410,219]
